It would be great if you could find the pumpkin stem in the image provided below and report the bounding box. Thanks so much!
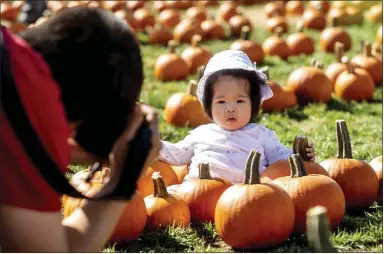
[336,120,353,159]
[331,16,338,27]
[360,40,365,54]
[289,154,308,177]
[293,135,310,161]
[243,149,254,184]
[152,172,169,198]
[187,80,197,96]
[168,40,177,54]
[198,163,213,179]
[241,26,251,40]
[191,34,202,47]
[197,65,205,81]
[244,149,261,185]
[363,41,373,57]
[341,56,354,74]
[274,26,283,37]
[306,206,337,253]
[260,66,270,80]
[312,59,324,69]
[334,42,344,63]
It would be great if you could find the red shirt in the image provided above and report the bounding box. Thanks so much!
[0,27,72,212]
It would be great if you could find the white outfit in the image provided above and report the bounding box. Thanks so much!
[159,123,293,184]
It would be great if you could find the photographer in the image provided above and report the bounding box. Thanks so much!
[0,6,160,252]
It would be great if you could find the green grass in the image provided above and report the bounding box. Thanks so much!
[68,3,383,253]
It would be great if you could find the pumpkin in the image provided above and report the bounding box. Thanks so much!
[334,56,375,102]
[127,1,145,12]
[144,172,191,229]
[262,27,291,60]
[369,155,383,203]
[306,206,337,253]
[285,60,333,105]
[261,135,329,182]
[365,4,382,24]
[285,1,304,16]
[172,165,190,184]
[308,1,330,14]
[176,163,232,223]
[230,26,264,64]
[164,79,211,127]
[326,7,350,26]
[115,9,140,30]
[377,26,382,45]
[159,8,181,28]
[228,14,252,38]
[137,160,179,198]
[271,154,345,233]
[181,35,213,74]
[197,0,218,7]
[185,6,207,25]
[320,120,379,211]
[200,15,226,41]
[259,66,297,112]
[165,0,193,10]
[146,24,173,46]
[351,41,383,86]
[266,16,289,34]
[264,1,285,18]
[217,1,238,22]
[153,1,169,12]
[133,8,156,31]
[302,8,326,30]
[345,6,364,25]
[214,150,295,249]
[173,18,204,43]
[103,1,127,12]
[154,40,190,82]
[320,17,351,53]
[325,42,347,87]
[286,22,315,56]
[372,43,383,63]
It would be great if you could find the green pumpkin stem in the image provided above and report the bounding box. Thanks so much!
[198,163,213,179]
[336,120,353,159]
[241,26,251,40]
[306,206,337,253]
[152,172,169,198]
[289,154,308,177]
[293,135,310,161]
[244,149,261,185]
[187,80,197,96]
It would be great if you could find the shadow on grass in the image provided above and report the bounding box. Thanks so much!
[285,107,309,121]
[325,98,353,113]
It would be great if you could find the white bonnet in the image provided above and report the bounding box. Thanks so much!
[196,50,273,105]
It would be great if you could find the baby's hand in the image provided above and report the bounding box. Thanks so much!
[306,142,315,162]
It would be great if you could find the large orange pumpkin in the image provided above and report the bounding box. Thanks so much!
[264,1,285,18]
[173,18,204,43]
[302,8,326,30]
[262,27,291,60]
[320,120,379,211]
[144,172,191,230]
[181,35,213,74]
[146,24,173,46]
[172,165,190,184]
[164,80,211,128]
[200,16,226,41]
[230,26,264,64]
[214,150,295,250]
[325,42,347,87]
[369,155,383,203]
[176,163,232,223]
[103,1,127,12]
[185,6,207,25]
[271,154,345,233]
[217,1,238,22]
[285,1,304,16]
[114,9,140,31]
[320,17,351,53]
[137,160,179,198]
[228,14,252,38]
[159,8,181,28]
[266,16,288,34]
[133,8,155,31]
[326,7,350,26]
[127,1,145,12]
[286,22,315,56]
[308,1,330,14]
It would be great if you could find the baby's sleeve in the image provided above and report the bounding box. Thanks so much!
[158,132,195,166]
[262,128,293,165]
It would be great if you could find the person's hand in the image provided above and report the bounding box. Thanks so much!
[306,142,315,162]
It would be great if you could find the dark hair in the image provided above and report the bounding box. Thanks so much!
[202,69,263,122]
[20,6,144,158]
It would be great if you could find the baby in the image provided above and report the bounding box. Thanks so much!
[158,50,315,185]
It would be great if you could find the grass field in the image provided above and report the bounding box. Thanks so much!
[68,3,383,253]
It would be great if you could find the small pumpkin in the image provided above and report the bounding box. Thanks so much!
[146,24,173,46]
[217,1,238,22]
[172,164,190,184]
[320,17,351,53]
[325,42,347,86]
[185,6,207,25]
[266,16,289,34]
[200,15,226,41]
[271,154,345,233]
[115,9,140,31]
[230,26,264,64]
[261,135,329,182]
[326,7,350,26]
[153,1,169,12]
[181,35,213,74]
[228,14,252,38]
[173,18,204,43]
[159,8,181,28]
[286,22,315,56]
[262,27,291,60]
[103,1,127,12]
[176,163,232,223]
[165,0,193,10]
[164,79,212,127]
[133,8,156,31]
[369,155,383,203]
[302,8,326,30]
[308,1,330,14]
[285,60,333,105]
[196,0,218,7]
[365,4,382,24]
[264,1,285,18]
[137,160,179,198]
[320,120,379,211]
[351,41,383,86]
[154,40,190,82]
[285,1,304,16]
[144,172,191,230]
[214,150,295,250]
[127,0,145,12]
[334,56,375,102]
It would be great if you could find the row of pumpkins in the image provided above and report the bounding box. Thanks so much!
[63,121,382,249]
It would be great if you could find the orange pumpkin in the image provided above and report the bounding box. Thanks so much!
[325,42,347,87]
[196,0,218,7]
[366,4,382,24]
[286,22,315,56]
[172,165,190,184]
[272,154,345,233]
[334,56,375,102]
[137,160,179,198]
[217,1,238,22]
[165,0,193,10]
[146,24,173,45]
[308,1,330,14]
[261,135,329,183]
[215,150,295,249]
[230,26,264,64]
[200,16,226,41]
[159,8,181,28]
[153,1,169,12]
[285,60,333,105]
[153,40,190,82]
[185,6,207,25]
[164,80,211,127]
[176,163,232,223]
[228,14,252,38]
[326,7,349,26]
[264,1,285,18]
[320,17,351,53]
[302,8,326,30]
[181,35,213,74]
[103,1,127,12]
[133,8,156,31]
[144,172,191,230]
[351,41,383,86]
[262,27,291,60]
[127,1,145,12]
[173,18,204,43]
[115,9,140,31]
[372,43,383,63]
[285,1,304,16]
[369,155,383,203]
[320,120,379,211]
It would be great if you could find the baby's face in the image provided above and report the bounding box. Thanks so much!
[211,76,252,131]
